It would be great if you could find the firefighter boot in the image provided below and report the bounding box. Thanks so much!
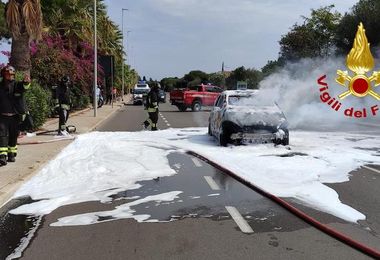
[0,155,7,166]
[142,120,150,130]
[7,153,16,162]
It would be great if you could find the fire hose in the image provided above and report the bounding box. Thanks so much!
[18,125,77,145]
[187,150,380,259]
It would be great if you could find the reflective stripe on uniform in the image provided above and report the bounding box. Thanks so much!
[8,146,17,153]
[0,147,7,155]
[24,83,31,89]
[147,108,157,113]
[61,104,70,110]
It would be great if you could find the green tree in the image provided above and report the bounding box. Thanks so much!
[183,70,208,84]
[160,77,179,92]
[226,66,262,89]
[0,2,11,41]
[279,5,341,61]
[261,59,284,78]
[335,0,380,55]
[208,72,224,87]
[5,0,43,73]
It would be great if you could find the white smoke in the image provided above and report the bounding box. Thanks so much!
[257,57,380,131]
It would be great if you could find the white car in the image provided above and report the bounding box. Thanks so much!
[208,90,289,146]
[132,83,150,105]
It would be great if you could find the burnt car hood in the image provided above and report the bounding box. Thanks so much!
[225,106,287,129]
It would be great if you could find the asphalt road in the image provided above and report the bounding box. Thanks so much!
[1,97,379,259]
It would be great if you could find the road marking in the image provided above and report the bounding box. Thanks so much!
[166,123,171,127]
[363,165,380,174]
[225,206,254,233]
[191,157,203,167]
[204,176,221,190]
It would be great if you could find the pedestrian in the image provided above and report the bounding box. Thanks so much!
[0,65,31,166]
[112,87,117,102]
[105,86,112,104]
[54,75,71,136]
[143,82,160,131]
[96,85,104,108]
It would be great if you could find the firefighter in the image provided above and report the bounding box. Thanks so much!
[54,76,71,135]
[0,65,31,166]
[143,82,160,131]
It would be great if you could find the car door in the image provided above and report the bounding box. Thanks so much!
[205,86,215,106]
[210,94,225,136]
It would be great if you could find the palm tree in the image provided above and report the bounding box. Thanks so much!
[6,0,42,73]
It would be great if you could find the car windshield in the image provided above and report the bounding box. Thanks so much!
[228,95,273,107]
[137,84,148,88]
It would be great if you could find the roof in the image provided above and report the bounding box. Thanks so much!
[223,89,259,96]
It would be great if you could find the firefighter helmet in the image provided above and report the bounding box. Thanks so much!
[1,65,16,81]
[61,75,70,83]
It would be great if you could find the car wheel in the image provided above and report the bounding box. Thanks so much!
[192,101,201,112]
[219,132,228,146]
[282,137,289,146]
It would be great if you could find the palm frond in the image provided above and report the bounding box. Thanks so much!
[22,0,43,40]
[6,0,21,38]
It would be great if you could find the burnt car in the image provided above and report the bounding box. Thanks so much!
[208,90,289,146]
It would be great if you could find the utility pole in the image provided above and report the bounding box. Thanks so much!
[122,8,128,102]
[126,30,131,94]
[93,0,98,116]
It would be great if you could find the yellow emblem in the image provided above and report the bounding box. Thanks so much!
[335,23,380,100]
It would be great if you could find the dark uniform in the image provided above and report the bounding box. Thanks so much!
[53,76,71,135]
[143,83,160,131]
[0,65,31,166]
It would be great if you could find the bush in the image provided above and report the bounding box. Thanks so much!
[70,85,90,109]
[24,81,51,130]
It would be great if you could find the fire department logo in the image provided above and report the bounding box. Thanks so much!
[335,23,380,100]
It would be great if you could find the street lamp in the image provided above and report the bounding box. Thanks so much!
[122,8,128,101]
[93,0,98,117]
[126,30,131,94]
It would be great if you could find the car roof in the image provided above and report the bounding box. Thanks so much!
[223,89,258,96]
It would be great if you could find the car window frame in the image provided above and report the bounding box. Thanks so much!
[216,94,224,108]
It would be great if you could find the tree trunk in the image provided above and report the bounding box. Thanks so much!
[9,32,30,75]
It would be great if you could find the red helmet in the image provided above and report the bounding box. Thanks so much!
[1,65,16,81]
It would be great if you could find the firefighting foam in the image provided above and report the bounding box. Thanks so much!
[9,129,380,225]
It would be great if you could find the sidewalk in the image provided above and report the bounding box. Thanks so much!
[0,97,128,207]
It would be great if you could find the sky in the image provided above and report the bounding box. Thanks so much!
[103,0,359,80]
[10,128,380,227]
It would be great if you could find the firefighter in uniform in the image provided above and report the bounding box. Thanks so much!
[54,76,71,135]
[143,82,160,131]
[0,65,31,166]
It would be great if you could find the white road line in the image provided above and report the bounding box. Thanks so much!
[225,206,254,234]
[204,176,221,190]
[363,165,380,174]
[191,157,203,167]
[166,123,171,127]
